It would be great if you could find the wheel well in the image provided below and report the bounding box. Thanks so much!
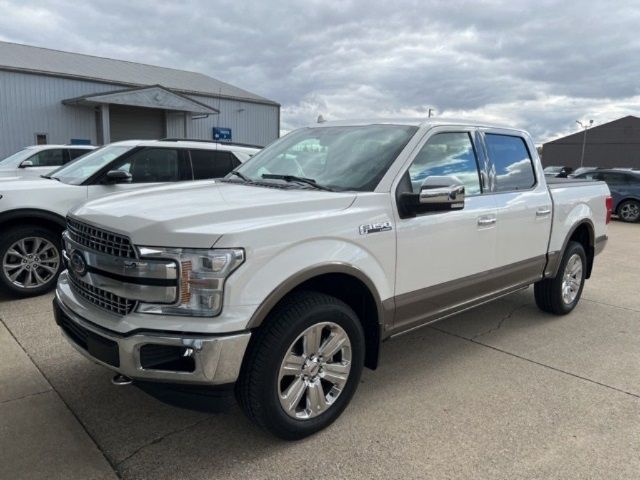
[283,273,381,370]
[0,216,64,237]
[569,223,594,278]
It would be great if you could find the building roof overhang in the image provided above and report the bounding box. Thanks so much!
[62,85,219,114]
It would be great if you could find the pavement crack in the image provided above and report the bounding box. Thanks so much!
[471,303,528,339]
[432,325,640,401]
[115,417,211,470]
[582,297,640,314]
[0,388,52,405]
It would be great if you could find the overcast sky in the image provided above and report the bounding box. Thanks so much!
[1,0,638,143]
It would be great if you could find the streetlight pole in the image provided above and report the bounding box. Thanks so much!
[576,119,594,168]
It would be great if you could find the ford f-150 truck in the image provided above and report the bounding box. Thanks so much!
[53,119,611,440]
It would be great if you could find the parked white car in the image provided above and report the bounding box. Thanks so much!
[0,139,258,296]
[54,119,611,439]
[0,144,96,178]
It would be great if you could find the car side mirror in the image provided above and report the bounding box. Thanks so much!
[104,170,132,184]
[19,160,33,168]
[419,176,465,209]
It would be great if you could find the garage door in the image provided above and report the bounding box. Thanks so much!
[109,105,165,141]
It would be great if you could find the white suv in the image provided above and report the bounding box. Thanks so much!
[0,139,258,296]
[0,144,97,178]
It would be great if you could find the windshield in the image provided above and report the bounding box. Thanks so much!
[233,125,418,191]
[543,166,562,173]
[0,149,35,169]
[49,145,134,184]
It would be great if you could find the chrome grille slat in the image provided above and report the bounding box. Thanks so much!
[67,218,135,258]
[68,272,136,316]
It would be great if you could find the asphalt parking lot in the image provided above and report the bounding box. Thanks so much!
[1,220,639,480]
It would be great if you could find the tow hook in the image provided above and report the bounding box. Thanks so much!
[111,374,133,386]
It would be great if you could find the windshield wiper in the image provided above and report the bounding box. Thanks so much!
[41,174,60,181]
[261,174,334,191]
[228,171,251,182]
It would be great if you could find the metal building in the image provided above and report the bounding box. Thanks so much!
[0,41,280,158]
[542,116,640,169]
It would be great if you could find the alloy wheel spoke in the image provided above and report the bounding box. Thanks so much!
[303,325,323,356]
[282,377,307,413]
[318,330,347,358]
[9,267,25,281]
[280,353,305,376]
[321,362,349,387]
[306,380,328,415]
[6,248,24,259]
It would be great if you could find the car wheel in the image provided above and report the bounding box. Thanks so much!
[0,226,62,297]
[237,290,365,440]
[617,200,640,223]
[534,241,587,315]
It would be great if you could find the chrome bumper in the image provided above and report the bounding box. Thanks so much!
[54,290,251,385]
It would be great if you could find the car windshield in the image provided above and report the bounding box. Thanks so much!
[0,148,36,169]
[544,166,562,173]
[48,145,134,184]
[233,124,418,191]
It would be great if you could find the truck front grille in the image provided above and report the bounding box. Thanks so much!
[68,272,136,316]
[67,218,136,259]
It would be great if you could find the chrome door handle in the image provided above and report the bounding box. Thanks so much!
[536,208,552,217]
[477,216,496,226]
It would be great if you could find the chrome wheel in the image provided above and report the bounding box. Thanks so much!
[561,253,583,304]
[278,322,352,420]
[2,237,60,289]
[619,201,640,222]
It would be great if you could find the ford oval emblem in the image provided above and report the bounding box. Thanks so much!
[70,250,88,277]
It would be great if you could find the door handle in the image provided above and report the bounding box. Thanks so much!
[477,216,496,226]
[536,208,552,217]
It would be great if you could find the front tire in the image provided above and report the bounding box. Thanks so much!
[237,291,365,440]
[0,226,62,297]
[534,241,586,315]
[617,200,640,223]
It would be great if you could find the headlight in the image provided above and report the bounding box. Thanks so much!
[136,247,244,317]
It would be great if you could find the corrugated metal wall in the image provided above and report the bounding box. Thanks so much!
[0,70,279,158]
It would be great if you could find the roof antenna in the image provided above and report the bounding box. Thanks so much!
[317,114,326,123]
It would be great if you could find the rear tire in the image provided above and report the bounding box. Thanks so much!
[534,241,586,315]
[0,226,62,297]
[617,199,640,223]
[237,290,365,440]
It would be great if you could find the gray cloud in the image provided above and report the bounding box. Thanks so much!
[0,0,638,142]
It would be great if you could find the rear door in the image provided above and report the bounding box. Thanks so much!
[482,131,551,284]
[393,127,498,331]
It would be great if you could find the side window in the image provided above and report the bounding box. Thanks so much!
[601,173,629,184]
[110,148,180,183]
[485,134,536,192]
[190,150,239,180]
[408,132,481,195]
[67,149,90,162]
[28,149,65,167]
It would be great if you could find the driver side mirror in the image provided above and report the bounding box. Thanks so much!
[419,176,465,209]
[103,170,132,184]
[19,160,33,168]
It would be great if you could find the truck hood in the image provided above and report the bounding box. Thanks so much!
[70,181,357,248]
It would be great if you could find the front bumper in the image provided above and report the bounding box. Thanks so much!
[54,290,251,386]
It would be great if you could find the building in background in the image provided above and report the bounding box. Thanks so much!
[542,116,640,169]
[0,41,279,157]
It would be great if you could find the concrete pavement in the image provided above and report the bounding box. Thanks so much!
[0,220,638,479]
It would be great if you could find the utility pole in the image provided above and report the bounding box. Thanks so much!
[576,119,594,167]
[428,108,434,118]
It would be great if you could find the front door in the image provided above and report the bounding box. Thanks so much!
[393,128,498,333]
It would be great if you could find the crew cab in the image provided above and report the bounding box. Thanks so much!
[0,139,258,296]
[53,119,611,440]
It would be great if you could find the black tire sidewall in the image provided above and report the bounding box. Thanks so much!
[552,241,587,314]
[0,226,62,296]
[251,295,365,439]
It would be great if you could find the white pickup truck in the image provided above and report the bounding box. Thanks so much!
[53,119,611,440]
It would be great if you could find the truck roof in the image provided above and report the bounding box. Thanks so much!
[305,117,525,133]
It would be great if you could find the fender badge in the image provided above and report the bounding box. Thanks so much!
[359,221,392,235]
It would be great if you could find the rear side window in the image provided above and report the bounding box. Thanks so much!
[190,150,240,180]
[67,149,90,162]
[485,134,536,192]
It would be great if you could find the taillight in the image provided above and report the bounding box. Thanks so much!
[605,196,613,224]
